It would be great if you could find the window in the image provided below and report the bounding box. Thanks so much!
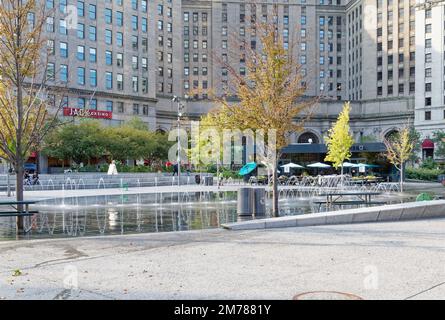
[46,17,54,32]
[89,26,96,41]
[59,19,67,35]
[133,104,140,115]
[425,24,432,33]
[117,53,123,67]
[60,65,68,82]
[425,68,432,77]
[425,97,432,106]
[77,23,85,39]
[132,56,138,70]
[132,16,138,30]
[117,32,123,47]
[388,55,393,64]
[116,102,124,113]
[77,67,85,85]
[90,69,97,87]
[142,18,147,32]
[106,101,113,112]
[105,72,113,89]
[78,98,85,109]
[116,11,123,26]
[141,0,147,12]
[77,1,84,17]
[117,74,123,90]
[60,42,68,58]
[88,4,96,20]
[89,48,96,63]
[425,53,432,63]
[77,45,85,61]
[132,76,138,92]
[105,50,112,65]
[60,0,67,13]
[142,78,148,93]
[132,36,138,50]
[425,110,431,120]
[105,29,112,44]
[388,85,393,95]
[142,58,148,71]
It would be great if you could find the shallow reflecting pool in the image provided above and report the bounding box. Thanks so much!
[0,190,417,240]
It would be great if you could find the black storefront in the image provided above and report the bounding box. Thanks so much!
[280,142,394,179]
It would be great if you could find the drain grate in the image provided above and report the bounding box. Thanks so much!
[293,291,363,300]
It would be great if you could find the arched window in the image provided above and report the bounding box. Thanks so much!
[384,129,399,141]
[156,128,167,134]
[297,132,319,144]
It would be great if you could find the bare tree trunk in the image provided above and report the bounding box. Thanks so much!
[400,165,404,193]
[15,8,24,234]
[15,160,24,233]
[341,165,344,187]
[272,160,279,217]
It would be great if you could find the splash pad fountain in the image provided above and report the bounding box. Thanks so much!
[0,173,416,240]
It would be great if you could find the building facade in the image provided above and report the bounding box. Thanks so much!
[36,0,445,167]
[414,0,445,151]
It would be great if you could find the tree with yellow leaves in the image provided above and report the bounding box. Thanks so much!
[207,20,317,217]
[383,126,414,192]
[0,0,61,232]
[324,102,354,184]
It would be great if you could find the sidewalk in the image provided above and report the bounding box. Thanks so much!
[1,218,444,299]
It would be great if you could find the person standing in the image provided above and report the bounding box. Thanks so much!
[107,160,118,175]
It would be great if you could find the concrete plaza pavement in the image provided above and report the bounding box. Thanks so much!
[0,218,445,300]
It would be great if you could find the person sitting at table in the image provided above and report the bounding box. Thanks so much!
[23,171,32,185]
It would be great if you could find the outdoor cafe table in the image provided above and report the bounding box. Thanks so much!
[317,191,382,208]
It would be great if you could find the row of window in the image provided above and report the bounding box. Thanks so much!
[46,0,148,12]
[48,41,149,71]
[46,19,149,51]
[184,40,208,50]
[377,83,415,96]
[184,12,208,23]
[47,64,149,93]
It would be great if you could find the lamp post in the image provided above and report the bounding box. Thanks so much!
[172,96,185,187]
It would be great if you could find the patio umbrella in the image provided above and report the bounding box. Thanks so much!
[307,162,331,175]
[341,162,357,168]
[307,162,331,168]
[281,162,304,174]
[239,162,257,176]
[280,163,304,169]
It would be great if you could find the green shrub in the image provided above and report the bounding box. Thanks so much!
[406,167,443,181]
[420,158,438,170]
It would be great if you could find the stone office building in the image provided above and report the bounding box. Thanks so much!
[33,0,445,171]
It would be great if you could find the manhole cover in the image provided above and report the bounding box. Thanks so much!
[293,291,363,300]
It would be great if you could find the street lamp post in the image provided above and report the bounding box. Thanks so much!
[173,96,185,187]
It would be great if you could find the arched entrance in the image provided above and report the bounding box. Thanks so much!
[297,132,319,144]
[421,139,434,160]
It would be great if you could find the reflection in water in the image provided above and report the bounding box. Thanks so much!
[0,190,415,240]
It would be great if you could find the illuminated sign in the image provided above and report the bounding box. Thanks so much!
[63,108,112,119]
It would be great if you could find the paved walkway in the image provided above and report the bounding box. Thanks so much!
[1,218,445,299]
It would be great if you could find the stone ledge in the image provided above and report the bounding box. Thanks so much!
[221,200,445,231]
